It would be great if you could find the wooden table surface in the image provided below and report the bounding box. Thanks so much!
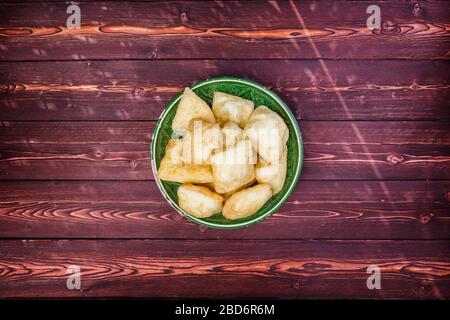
[0,1,449,299]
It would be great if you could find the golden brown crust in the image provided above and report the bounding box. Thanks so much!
[181,120,223,164]
[157,139,213,183]
[243,106,289,164]
[171,88,216,133]
[222,121,243,147]
[255,146,287,194]
[222,184,273,220]
[160,93,287,221]
[177,184,224,218]
[212,92,254,128]
[210,139,256,194]
[221,178,256,201]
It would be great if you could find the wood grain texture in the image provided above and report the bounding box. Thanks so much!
[0,180,448,239]
[1,60,449,121]
[0,240,449,298]
[0,0,449,301]
[0,121,448,180]
[0,1,449,60]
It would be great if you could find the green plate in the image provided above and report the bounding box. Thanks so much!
[151,77,303,229]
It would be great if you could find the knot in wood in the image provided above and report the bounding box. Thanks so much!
[381,21,400,35]
[129,159,138,169]
[94,150,105,159]
[133,87,144,97]
[412,3,422,16]
[180,12,189,24]
[387,154,404,164]
[419,213,434,224]
[149,50,158,59]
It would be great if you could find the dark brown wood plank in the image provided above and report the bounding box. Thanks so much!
[0,121,449,180]
[0,180,448,239]
[0,239,448,298]
[1,1,448,60]
[1,60,448,121]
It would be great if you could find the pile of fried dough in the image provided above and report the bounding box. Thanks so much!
[157,88,289,220]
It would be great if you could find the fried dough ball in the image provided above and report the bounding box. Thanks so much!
[157,139,213,183]
[212,92,254,128]
[178,184,223,218]
[255,146,287,194]
[172,88,216,134]
[243,106,289,164]
[222,184,272,220]
[210,139,256,194]
[222,121,243,147]
[181,120,223,164]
